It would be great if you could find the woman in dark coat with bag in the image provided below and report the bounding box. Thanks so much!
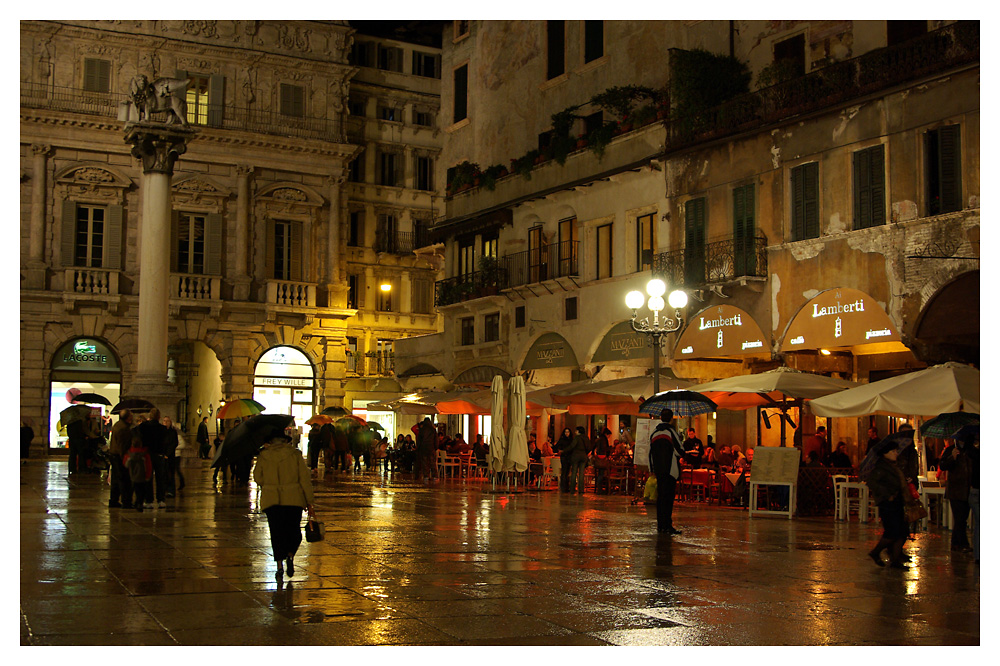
[938,429,977,553]
[864,437,911,569]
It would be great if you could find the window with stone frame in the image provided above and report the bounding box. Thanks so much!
[172,212,223,275]
[177,71,225,127]
[279,83,305,118]
[351,40,374,68]
[515,305,525,329]
[267,220,303,281]
[348,95,367,117]
[460,316,475,346]
[377,148,402,187]
[413,107,435,127]
[547,21,565,79]
[453,64,468,123]
[377,44,404,72]
[790,162,820,241]
[348,210,364,246]
[636,212,655,272]
[925,124,962,216]
[83,58,110,93]
[60,201,123,270]
[416,154,434,191]
[584,20,604,63]
[378,102,401,122]
[347,274,363,309]
[484,313,500,342]
[348,153,365,184]
[596,222,613,279]
[412,51,441,79]
[412,277,434,314]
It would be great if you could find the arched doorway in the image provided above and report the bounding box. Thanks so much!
[49,337,121,452]
[253,346,316,437]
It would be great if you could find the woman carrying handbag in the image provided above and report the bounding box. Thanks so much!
[253,428,315,579]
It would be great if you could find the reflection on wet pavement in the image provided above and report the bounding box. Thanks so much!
[21,460,979,645]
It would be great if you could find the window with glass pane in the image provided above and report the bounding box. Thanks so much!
[377,282,394,312]
[351,41,373,67]
[273,221,293,279]
[74,205,105,267]
[185,75,210,125]
[458,239,475,276]
[597,223,613,279]
[484,313,500,342]
[529,226,545,282]
[378,150,399,186]
[377,45,404,72]
[481,232,498,259]
[413,109,434,127]
[637,213,655,271]
[280,83,305,118]
[177,213,206,274]
[346,336,359,373]
[413,51,441,79]
[559,217,578,276]
[378,104,399,121]
[460,317,475,346]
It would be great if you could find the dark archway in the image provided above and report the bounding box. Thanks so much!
[912,270,979,366]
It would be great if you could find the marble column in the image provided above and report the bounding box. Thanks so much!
[25,144,51,289]
[326,174,347,307]
[123,123,196,419]
[233,165,253,301]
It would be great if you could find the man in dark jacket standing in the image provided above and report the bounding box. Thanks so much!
[136,408,169,507]
[197,417,210,459]
[649,409,686,535]
[415,418,438,481]
[108,409,133,508]
[939,428,977,553]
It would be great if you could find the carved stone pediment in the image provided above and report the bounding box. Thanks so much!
[54,163,132,203]
[172,175,231,211]
[255,182,324,217]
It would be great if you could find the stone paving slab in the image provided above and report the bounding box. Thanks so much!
[20,459,979,646]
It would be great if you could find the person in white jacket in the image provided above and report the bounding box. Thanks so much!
[253,430,315,579]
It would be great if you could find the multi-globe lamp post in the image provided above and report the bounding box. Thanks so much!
[625,279,688,395]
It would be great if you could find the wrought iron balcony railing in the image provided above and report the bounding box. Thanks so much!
[434,240,580,306]
[652,233,768,288]
[347,351,395,376]
[666,21,978,151]
[21,83,345,142]
[374,230,425,255]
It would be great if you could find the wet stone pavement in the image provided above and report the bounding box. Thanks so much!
[20,459,979,646]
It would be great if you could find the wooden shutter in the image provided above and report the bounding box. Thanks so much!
[170,211,180,272]
[733,185,754,276]
[870,145,885,226]
[685,198,706,284]
[208,75,225,127]
[265,219,275,278]
[938,125,962,213]
[854,146,885,229]
[61,200,78,267]
[84,59,110,92]
[290,222,302,281]
[802,162,819,238]
[205,213,223,275]
[791,166,805,241]
[104,205,124,270]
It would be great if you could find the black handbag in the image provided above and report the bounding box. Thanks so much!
[304,517,325,542]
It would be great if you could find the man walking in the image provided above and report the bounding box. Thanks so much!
[649,409,686,535]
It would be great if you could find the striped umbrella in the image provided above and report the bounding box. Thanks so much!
[639,390,717,418]
[217,399,266,420]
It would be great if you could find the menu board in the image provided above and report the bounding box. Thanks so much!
[633,418,655,470]
[749,447,801,485]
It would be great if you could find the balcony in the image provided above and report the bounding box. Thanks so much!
[347,350,395,376]
[21,83,345,143]
[652,233,768,289]
[170,274,220,301]
[374,229,426,255]
[665,21,978,152]
[435,240,580,307]
[266,280,315,307]
[65,268,119,295]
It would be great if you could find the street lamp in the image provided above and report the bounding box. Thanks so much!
[626,279,688,395]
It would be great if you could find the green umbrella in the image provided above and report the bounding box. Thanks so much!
[919,412,979,438]
[59,404,92,427]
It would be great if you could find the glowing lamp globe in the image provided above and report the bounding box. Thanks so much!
[646,279,666,298]
[668,290,688,309]
[647,295,666,312]
[625,291,645,310]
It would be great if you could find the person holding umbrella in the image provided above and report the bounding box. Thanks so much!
[862,431,914,569]
[108,409,134,508]
[252,426,315,579]
[648,409,686,535]
[938,426,978,554]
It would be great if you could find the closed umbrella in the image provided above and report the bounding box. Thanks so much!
[504,375,529,474]
[212,414,294,469]
[217,399,266,420]
[489,376,506,474]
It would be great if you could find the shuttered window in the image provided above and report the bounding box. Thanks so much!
[791,162,820,240]
[412,278,433,314]
[637,212,655,271]
[926,125,962,216]
[172,212,223,275]
[853,145,886,229]
[412,51,441,79]
[61,201,123,269]
[684,197,707,285]
[377,45,404,72]
[83,58,110,93]
[733,184,756,277]
[177,71,225,127]
[268,220,302,281]
[279,83,305,118]
[596,223,613,280]
[378,150,401,187]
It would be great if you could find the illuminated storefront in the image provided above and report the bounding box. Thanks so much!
[252,346,316,438]
[48,338,121,452]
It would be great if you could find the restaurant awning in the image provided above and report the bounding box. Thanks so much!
[779,287,905,354]
[673,305,769,360]
[520,332,579,371]
[590,321,654,363]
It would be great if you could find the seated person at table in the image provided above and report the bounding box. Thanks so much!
[717,446,734,470]
[472,434,487,457]
[731,445,747,470]
[540,438,554,457]
[448,434,470,455]
[612,439,631,459]
[701,445,719,469]
[804,450,824,468]
[743,448,754,469]
[830,441,852,470]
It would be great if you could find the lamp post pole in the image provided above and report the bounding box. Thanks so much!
[626,279,688,396]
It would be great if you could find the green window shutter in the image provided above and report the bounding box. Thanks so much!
[685,198,706,284]
[870,145,885,226]
[170,211,180,272]
[208,75,225,127]
[938,125,962,213]
[84,59,110,93]
[853,149,868,229]
[205,213,223,275]
[265,220,276,279]
[791,166,804,241]
[290,222,302,281]
[61,200,78,267]
[802,162,819,238]
[733,184,754,276]
[103,205,124,270]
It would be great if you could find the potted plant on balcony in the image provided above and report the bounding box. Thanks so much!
[511,150,539,180]
[550,104,582,165]
[476,255,502,296]
[480,164,508,191]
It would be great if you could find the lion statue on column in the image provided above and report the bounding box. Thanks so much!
[128,75,191,126]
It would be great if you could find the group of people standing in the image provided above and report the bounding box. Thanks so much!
[108,408,186,511]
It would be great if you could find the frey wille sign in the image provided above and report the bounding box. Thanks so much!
[674,305,768,358]
[521,333,578,370]
[591,321,653,363]
[780,288,900,352]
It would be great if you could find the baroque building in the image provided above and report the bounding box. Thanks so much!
[393,20,979,458]
[20,20,444,453]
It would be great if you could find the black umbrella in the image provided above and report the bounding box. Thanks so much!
[321,406,350,417]
[211,414,294,469]
[111,398,156,414]
[73,392,112,406]
[638,390,717,418]
[859,428,915,479]
[919,412,979,439]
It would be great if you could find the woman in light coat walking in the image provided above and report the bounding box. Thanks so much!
[253,429,315,579]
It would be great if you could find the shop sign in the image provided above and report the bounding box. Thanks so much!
[255,377,313,388]
[591,321,652,363]
[521,333,578,370]
[780,288,900,351]
[52,338,120,372]
[673,305,769,358]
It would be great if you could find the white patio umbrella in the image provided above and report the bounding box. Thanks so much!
[504,375,529,475]
[488,375,506,474]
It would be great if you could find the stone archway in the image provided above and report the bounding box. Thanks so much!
[911,270,979,365]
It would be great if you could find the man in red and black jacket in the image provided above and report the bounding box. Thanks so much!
[649,409,687,535]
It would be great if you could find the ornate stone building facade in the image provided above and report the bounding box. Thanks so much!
[395,20,979,455]
[20,20,443,452]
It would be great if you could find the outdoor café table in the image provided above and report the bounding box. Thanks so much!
[837,481,871,522]
[920,485,949,531]
[689,468,713,501]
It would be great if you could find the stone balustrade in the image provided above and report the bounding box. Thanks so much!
[267,280,315,307]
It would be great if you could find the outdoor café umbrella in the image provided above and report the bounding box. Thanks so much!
[809,362,980,418]
[550,374,691,415]
[216,398,266,420]
[638,389,717,418]
[59,404,92,427]
[212,413,294,469]
[505,375,529,475]
[919,411,979,439]
[72,392,112,406]
[489,375,506,474]
[111,398,155,414]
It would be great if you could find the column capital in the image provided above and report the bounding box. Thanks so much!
[124,123,196,176]
[236,164,255,178]
[31,144,52,157]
